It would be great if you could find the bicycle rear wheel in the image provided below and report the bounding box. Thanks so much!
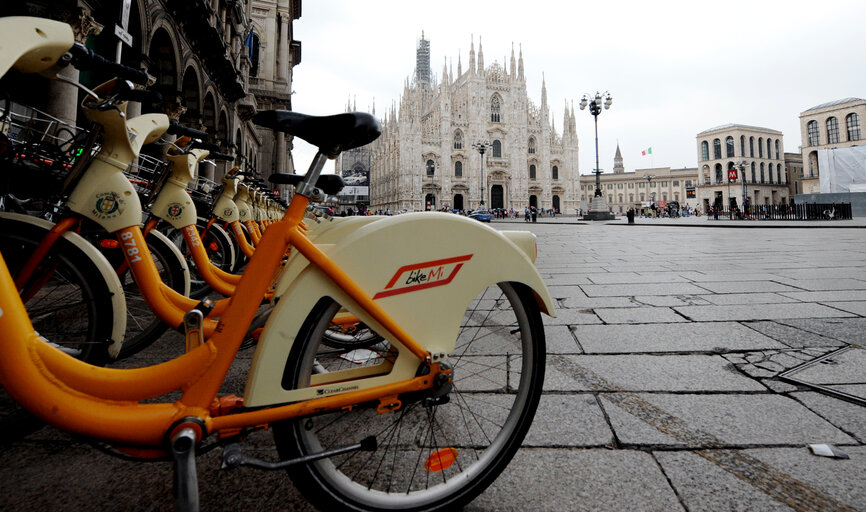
[273,281,545,512]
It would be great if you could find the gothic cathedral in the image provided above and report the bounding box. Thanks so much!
[368,35,580,213]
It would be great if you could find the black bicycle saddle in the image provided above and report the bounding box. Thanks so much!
[251,111,381,158]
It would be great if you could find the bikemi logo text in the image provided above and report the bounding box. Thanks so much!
[373,254,473,300]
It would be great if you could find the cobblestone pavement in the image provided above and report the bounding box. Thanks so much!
[2,220,865,511]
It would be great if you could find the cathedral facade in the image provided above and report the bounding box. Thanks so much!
[369,36,580,213]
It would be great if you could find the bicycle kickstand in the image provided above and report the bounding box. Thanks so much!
[171,428,200,512]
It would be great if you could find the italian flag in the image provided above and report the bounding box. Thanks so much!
[641,147,652,156]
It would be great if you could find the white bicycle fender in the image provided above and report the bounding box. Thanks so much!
[244,212,554,407]
[0,17,73,76]
[0,212,127,357]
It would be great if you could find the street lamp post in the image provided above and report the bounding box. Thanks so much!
[644,174,655,216]
[579,91,615,220]
[472,141,491,210]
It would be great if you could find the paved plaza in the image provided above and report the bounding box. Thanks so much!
[2,218,865,511]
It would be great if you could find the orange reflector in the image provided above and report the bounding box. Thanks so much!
[100,239,120,249]
[424,448,458,472]
[209,241,219,251]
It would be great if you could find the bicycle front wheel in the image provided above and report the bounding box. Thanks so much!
[0,216,121,364]
[273,281,545,512]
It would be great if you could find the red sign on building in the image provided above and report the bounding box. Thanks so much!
[728,169,738,182]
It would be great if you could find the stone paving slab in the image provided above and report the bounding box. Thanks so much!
[560,355,767,392]
[791,392,866,443]
[773,278,866,291]
[693,281,805,294]
[632,295,713,307]
[547,285,636,308]
[822,300,866,315]
[655,447,866,512]
[541,306,603,325]
[739,321,847,349]
[776,317,866,345]
[600,394,856,448]
[544,324,582,353]
[468,449,684,512]
[581,282,711,297]
[594,306,688,324]
[524,395,613,447]
[696,292,802,305]
[586,272,691,284]
[573,322,790,353]
[780,290,866,302]
[674,303,856,322]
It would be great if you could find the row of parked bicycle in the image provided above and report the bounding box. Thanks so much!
[0,16,553,512]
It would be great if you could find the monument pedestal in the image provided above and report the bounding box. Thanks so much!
[582,196,616,221]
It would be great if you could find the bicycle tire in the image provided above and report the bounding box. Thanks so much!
[0,216,120,364]
[113,230,189,359]
[272,281,545,512]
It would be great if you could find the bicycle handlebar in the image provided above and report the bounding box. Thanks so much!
[209,152,234,162]
[167,121,209,139]
[66,43,151,86]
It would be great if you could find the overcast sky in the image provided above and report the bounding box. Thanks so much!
[287,0,866,176]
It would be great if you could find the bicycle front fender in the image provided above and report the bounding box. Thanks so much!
[0,212,127,357]
[0,17,73,76]
[244,212,554,407]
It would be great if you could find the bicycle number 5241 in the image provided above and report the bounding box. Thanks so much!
[120,231,143,263]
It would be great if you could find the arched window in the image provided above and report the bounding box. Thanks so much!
[701,141,709,161]
[749,137,755,157]
[453,130,463,149]
[490,95,501,122]
[726,136,735,158]
[454,161,462,177]
[551,165,559,180]
[740,136,746,157]
[713,139,722,159]
[767,138,772,159]
[529,164,536,180]
[807,121,820,146]
[827,117,840,144]
[426,159,435,176]
[751,162,756,183]
[528,137,536,154]
[777,164,782,185]
[846,113,861,141]
[760,163,765,183]
[774,139,780,160]
[492,140,502,157]
[715,163,723,183]
[769,162,774,183]
[758,137,763,158]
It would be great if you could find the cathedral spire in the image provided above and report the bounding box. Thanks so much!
[469,35,475,74]
[518,44,524,81]
[541,73,548,110]
[477,36,484,75]
[614,142,624,174]
[457,51,462,76]
[510,43,516,79]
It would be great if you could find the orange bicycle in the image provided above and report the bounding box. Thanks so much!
[0,17,554,512]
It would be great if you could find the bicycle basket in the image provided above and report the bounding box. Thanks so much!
[188,175,219,214]
[124,153,169,207]
[0,99,97,200]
